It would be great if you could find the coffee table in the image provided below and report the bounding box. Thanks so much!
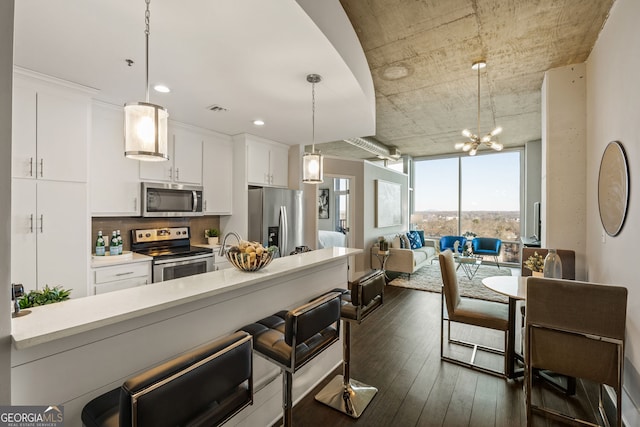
[453,254,483,280]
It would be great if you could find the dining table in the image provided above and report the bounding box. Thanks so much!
[481,275,527,379]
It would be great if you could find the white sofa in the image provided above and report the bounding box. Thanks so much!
[371,231,438,277]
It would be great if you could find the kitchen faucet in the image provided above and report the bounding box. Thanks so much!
[219,231,242,256]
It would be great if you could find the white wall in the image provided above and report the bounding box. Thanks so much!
[0,0,14,405]
[363,162,409,267]
[541,63,587,280]
[586,0,640,415]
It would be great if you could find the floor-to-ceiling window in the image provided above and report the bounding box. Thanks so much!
[413,150,522,264]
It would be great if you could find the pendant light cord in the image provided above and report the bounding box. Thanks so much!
[145,0,150,103]
[476,63,480,137]
[311,79,316,153]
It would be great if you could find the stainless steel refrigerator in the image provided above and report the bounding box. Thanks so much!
[248,187,304,257]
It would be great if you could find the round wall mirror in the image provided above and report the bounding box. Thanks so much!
[598,141,629,236]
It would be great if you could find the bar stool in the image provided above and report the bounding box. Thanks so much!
[81,331,253,427]
[238,291,342,427]
[315,270,385,418]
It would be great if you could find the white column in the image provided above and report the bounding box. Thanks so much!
[541,63,587,279]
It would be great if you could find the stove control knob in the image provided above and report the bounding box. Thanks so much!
[138,233,143,238]
[145,233,151,238]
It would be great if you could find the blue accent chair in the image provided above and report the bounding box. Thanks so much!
[439,236,467,254]
[472,237,502,268]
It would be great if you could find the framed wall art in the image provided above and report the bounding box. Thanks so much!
[318,188,329,219]
[375,179,402,227]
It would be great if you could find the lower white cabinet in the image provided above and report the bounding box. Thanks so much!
[92,260,151,295]
[11,178,88,296]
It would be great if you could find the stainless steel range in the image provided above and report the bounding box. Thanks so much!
[131,227,214,283]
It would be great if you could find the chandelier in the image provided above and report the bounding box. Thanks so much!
[455,61,503,156]
[302,74,323,183]
[124,0,169,162]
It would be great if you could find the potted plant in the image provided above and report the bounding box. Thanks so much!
[524,251,544,277]
[378,237,389,252]
[18,285,71,309]
[205,228,220,245]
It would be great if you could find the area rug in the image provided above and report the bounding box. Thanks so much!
[388,262,510,303]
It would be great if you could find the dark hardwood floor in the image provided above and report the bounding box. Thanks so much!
[291,285,603,427]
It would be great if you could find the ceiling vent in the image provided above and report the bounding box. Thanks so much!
[206,104,228,112]
[342,136,401,161]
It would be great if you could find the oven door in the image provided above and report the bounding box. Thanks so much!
[152,254,214,283]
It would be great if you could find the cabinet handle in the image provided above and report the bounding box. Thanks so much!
[176,168,180,181]
[29,214,33,233]
[29,157,33,177]
[115,271,134,277]
[39,158,43,177]
[134,197,137,211]
[39,214,43,233]
[204,200,207,210]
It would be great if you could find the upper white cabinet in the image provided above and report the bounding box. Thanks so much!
[139,124,203,185]
[90,102,141,216]
[202,133,233,215]
[247,137,289,187]
[12,73,90,183]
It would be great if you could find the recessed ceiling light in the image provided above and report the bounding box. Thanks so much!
[153,84,171,93]
[253,119,265,126]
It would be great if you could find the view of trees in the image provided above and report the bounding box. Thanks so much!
[413,210,522,263]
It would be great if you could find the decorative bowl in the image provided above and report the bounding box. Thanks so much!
[225,249,275,272]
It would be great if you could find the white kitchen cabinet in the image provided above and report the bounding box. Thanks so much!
[202,134,233,214]
[11,179,88,297]
[91,260,151,295]
[90,102,141,216]
[139,124,203,185]
[247,138,289,187]
[12,74,90,182]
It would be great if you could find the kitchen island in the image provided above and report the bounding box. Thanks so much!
[11,247,361,426]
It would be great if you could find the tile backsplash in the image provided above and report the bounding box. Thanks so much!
[91,216,221,252]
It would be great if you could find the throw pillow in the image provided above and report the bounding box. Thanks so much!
[391,235,402,249]
[416,229,425,246]
[407,231,423,249]
[401,234,411,249]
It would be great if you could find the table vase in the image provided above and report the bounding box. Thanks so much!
[543,249,563,278]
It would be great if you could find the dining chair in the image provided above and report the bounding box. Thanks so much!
[521,248,575,279]
[521,248,577,394]
[525,277,627,427]
[439,250,511,377]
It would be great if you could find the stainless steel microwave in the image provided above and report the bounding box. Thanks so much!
[141,182,203,217]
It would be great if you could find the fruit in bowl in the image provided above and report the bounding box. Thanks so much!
[225,241,278,271]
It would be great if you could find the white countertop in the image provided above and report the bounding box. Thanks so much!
[12,247,361,350]
[90,252,152,268]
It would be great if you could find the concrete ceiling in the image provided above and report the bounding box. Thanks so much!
[315,0,616,160]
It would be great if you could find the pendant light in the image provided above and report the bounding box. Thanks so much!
[124,0,169,161]
[455,60,503,156]
[302,74,323,183]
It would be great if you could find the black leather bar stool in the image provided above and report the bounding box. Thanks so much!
[315,270,385,418]
[81,331,253,427]
[238,291,342,427]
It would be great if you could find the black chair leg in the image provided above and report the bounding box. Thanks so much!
[283,370,293,427]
